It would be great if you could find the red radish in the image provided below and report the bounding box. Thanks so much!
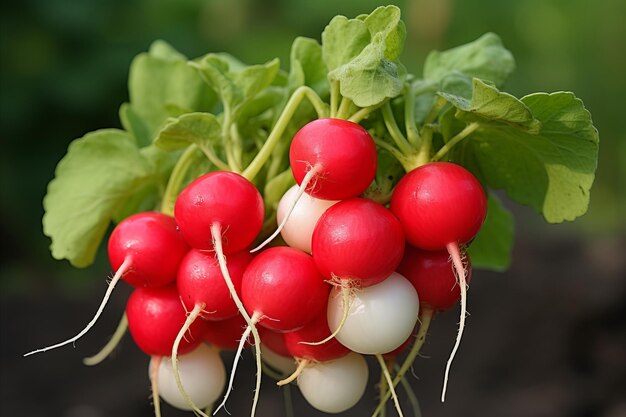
[308,198,405,344]
[251,118,376,252]
[177,249,252,321]
[398,245,472,312]
[258,327,291,358]
[390,162,487,402]
[312,198,405,287]
[258,327,297,375]
[174,171,264,416]
[126,285,207,356]
[277,310,350,386]
[297,352,369,414]
[242,247,330,332]
[203,314,248,351]
[24,212,189,357]
[290,118,377,200]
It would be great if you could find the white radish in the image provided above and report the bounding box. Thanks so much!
[155,344,226,411]
[327,272,419,355]
[297,352,369,414]
[275,184,339,253]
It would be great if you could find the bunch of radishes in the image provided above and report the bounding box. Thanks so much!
[28,116,488,416]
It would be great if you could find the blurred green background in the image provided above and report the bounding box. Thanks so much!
[1,1,624,416]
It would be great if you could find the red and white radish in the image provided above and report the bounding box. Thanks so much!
[25,212,189,357]
[390,161,487,401]
[297,352,369,414]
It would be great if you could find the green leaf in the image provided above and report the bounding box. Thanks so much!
[450,92,599,223]
[468,194,514,271]
[43,130,157,267]
[126,41,216,146]
[288,37,329,96]
[323,6,406,107]
[424,33,515,90]
[155,112,222,151]
[192,54,280,115]
[441,79,542,133]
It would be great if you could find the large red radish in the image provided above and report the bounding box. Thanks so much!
[390,161,487,401]
[24,212,189,356]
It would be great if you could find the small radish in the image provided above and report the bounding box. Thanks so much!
[242,246,330,333]
[290,118,377,200]
[177,249,253,321]
[398,245,472,312]
[126,285,207,357]
[274,184,339,253]
[258,327,297,375]
[174,171,264,416]
[327,272,419,355]
[277,308,350,386]
[390,162,487,401]
[309,198,405,344]
[251,118,375,252]
[297,352,369,414]
[24,212,189,356]
[155,344,226,411]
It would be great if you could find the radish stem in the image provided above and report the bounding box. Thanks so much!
[376,353,404,417]
[276,359,309,386]
[150,355,163,417]
[83,312,128,366]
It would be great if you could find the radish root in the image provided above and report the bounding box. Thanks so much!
[172,303,208,417]
[250,164,321,253]
[24,257,132,357]
[83,312,128,366]
[150,355,163,417]
[441,241,468,402]
[376,353,404,417]
[211,223,263,417]
[301,282,352,346]
[276,359,309,386]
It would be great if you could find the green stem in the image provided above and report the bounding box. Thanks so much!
[160,145,201,216]
[336,96,354,120]
[382,101,414,156]
[197,143,230,172]
[404,84,421,148]
[241,86,326,182]
[221,105,240,172]
[230,123,244,171]
[371,309,434,417]
[398,368,422,417]
[348,101,385,124]
[423,95,447,126]
[431,122,479,162]
[413,126,433,169]
[330,80,340,118]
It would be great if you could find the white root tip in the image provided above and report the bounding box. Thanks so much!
[441,242,468,402]
[23,258,131,357]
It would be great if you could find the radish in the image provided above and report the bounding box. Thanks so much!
[203,314,249,351]
[297,352,369,414]
[327,272,419,355]
[390,161,487,401]
[155,344,226,411]
[174,171,265,416]
[290,118,377,200]
[126,285,207,357]
[308,198,405,344]
[277,309,350,386]
[274,184,339,253]
[24,212,189,356]
[398,245,472,312]
[251,118,376,252]
[258,327,297,376]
